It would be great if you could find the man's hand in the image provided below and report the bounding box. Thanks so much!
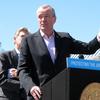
[97,32,100,42]
[30,86,42,100]
[9,68,17,78]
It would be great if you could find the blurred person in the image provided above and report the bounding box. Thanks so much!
[0,27,30,100]
[18,4,100,100]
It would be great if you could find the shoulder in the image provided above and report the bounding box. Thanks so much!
[0,51,10,57]
[0,50,14,60]
[23,31,39,40]
[54,31,72,39]
[22,31,41,45]
[0,50,14,56]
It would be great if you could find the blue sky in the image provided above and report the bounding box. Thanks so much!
[0,0,100,50]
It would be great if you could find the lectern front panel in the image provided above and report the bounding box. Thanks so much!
[67,58,100,100]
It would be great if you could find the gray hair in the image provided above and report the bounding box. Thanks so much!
[14,27,30,38]
[36,4,56,17]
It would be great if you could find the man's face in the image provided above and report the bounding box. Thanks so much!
[37,8,56,33]
[14,31,28,49]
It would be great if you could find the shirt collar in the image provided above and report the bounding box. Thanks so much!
[15,48,20,55]
[40,30,55,39]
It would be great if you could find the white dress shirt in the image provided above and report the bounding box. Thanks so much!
[40,30,56,63]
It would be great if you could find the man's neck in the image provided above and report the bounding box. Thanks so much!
[40,29,54,38]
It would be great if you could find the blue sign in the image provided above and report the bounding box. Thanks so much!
[67,58,100,71]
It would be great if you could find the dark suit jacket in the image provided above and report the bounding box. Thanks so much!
[0,49,20,92]
[18,30,100,95]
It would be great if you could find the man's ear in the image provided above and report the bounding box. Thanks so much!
[53,17,56,24]
[13,37,16,44]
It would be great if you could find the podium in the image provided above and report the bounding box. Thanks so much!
[67,58,100,100]
[41,68,68,100]
[41,58,100,100]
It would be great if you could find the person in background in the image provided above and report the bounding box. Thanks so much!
[18,4,100,100]
[0,27,30,100]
